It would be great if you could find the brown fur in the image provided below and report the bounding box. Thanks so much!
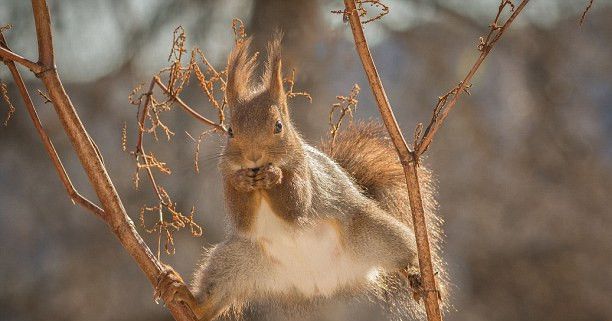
[220,32,308,232]
[225,37,258,107]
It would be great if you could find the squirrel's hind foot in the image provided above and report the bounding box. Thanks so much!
[155,265,198,311]
[399,267,443,302]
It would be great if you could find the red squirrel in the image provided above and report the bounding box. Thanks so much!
[156,34,447,320]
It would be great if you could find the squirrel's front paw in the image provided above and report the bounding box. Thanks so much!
[230,168,257,192]
[253,164,282,189]
[230,165,282,192]
[155,265,197,308]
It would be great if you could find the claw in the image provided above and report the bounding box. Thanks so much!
[154,265,195,308]
[399,267,424,302]
[252,164,282,189]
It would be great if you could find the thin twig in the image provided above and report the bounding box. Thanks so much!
[134,78,166,201]
[186,129,214,174]
[328,84,360,152]
[1,81,15,126]
[37,89,52,103]
[132,77,205,258]
[154,76,225,132]
[579,0,595,26]
[0,33,104,217]
[333,0,389,24]
[128,26,230,258]
[0,28,43,75]
[416,0,530,156]
[285,69,312,103]
[232,18,247,44]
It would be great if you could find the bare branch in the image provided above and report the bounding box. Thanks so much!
[328,84,360,152]
[0,26,40,73]
[333,0,389,24]
[0,46,43,74]
[1,33,104,217]
[154,76,225,132]
[37,89,52,103]
[1,81,15,126]
[579,0,595,26]
[232,18,247,44]
[186,129,214,174]
[416,0,530,156]
[0,25,43,73]
[285,69,312,103]
[129,32,217,257]
[132,77,176,213]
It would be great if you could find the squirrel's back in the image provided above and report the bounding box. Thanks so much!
[320,121,448,303]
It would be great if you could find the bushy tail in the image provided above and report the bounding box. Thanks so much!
[320,121,448,308]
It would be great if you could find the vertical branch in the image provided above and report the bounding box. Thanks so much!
[342,1,443,321]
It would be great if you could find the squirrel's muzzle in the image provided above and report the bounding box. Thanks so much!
[244,150,264,168]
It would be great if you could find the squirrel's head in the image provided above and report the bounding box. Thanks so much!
[222,34,301,171]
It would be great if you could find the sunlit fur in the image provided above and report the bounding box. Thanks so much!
[188,35,447,321]
[321,122,449,318]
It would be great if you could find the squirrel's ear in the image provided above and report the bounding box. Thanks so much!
[264,32,286,110]
[226,37,257,108]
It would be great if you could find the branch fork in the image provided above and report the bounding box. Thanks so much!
[342,0,530,320]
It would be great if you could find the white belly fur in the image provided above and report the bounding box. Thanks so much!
[251,199,376,297]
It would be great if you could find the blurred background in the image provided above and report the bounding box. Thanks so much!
[1,0,611,320]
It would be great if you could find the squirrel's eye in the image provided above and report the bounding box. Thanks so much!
[227,127,234,138]
[274,120,283,134]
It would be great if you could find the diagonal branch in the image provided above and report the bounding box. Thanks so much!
[579,0,595,26]
[154,76,226,132]
[416,0,530,156]
[1,34,104,217]
[0,46,42,74]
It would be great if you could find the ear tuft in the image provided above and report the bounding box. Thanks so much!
[263,31,285,104]
[226,37,257,108]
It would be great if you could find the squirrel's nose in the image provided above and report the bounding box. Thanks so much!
[245,151,264,168]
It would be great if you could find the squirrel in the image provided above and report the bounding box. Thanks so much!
[156,34,447,320]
